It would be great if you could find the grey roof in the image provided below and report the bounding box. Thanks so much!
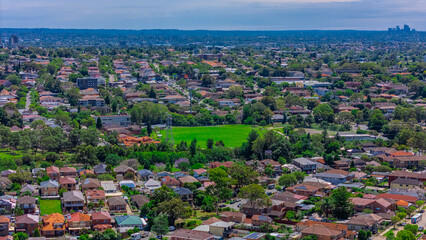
[174,187,193,196]
[94,163,107,174]
[138,169,153,177]
[40,180,59,188]
[101,181,117,191]
[17,196,37,205]
[63,191,85,202]
[391,178,422,185]
[21,184,38,193]
[114,165,135,174]
[293,157,317,165]
[313,172,347,179]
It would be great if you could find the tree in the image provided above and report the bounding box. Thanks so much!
[13,232,28,240]
[207,167,233,215]
[155,198,191,225]
[151,185,176,206]
[238,184,270,208]
[33,228,41,237]
[404,224,418,235]
[189,139,197,157]
[228,163,259,192]
[313,104,334,123]
[74,145,98,168]
[278,174,297,187]
[391,216,401,226]
[358,230,372,240]
[396,230,415,240]
[329,187,353,219]
[318,196,333,217]
[96,117,103,129]
[206,139,214,149]
[147,121,152,136]
[151,214,169,239]
[8,169,31,185]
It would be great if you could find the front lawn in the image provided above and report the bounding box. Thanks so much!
[39,200,62,216]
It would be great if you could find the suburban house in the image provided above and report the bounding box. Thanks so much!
[252,214,273,226]
[301,225,346,240]
[59,177,77,191]
[209,221,235,237]
[94,163,108,175]
[351,197,394,213]
[46,166,60,181]
[41,213,66,237]
[60,167,77,178]
[193,169,208,178]
[138,169,154,180]
[174,187,194,205]
[0,216,10,236]
[169,229,215,240]
[15,214,40,236]
[114,165,136,181]
[115,215,145,229]
[345,214,383,233]
[293,158,317,173]
[67,212,91,235]
[390,178,423,189]
[62,191,85,212]
[16,196,37,214]
[81,178,101,191]
[20,184,39,196]
[100,181,118,194]
[107,197,127,213]
[286,182,332,197]
[312,169,351,185]
[144,179,161,191]
[40,180,60,196]
[219,211,246,223]
[94,115,131,127]
[160,176,180,188]
[130,195,149,209]
[178,176,199,187]
[91,211,112,231]
[85,189,106,205]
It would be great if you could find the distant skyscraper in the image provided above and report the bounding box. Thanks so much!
[9,35,18,45]
[403,24,410,32]
[423,55,426,62]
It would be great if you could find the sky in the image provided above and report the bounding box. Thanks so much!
[1,0,425,30]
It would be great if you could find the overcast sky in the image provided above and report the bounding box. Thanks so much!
[1,0,425,30]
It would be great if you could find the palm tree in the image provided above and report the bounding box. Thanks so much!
[318,197,333,218]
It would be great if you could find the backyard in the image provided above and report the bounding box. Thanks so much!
[39,200,62,215]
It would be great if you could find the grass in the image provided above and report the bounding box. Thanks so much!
[39,200,62,216]
[0,149,23,159]
[160,124,263,148]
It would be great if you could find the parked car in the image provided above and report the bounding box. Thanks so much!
[268,184,275,189]
[230,201,235,204]
[219,204,226,208]
[169,226,176,231]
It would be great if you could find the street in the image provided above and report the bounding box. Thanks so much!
[373,209,426,240]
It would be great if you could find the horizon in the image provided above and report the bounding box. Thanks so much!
[1,27,424,32]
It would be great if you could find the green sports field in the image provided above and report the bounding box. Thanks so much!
[160,124,262,148]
